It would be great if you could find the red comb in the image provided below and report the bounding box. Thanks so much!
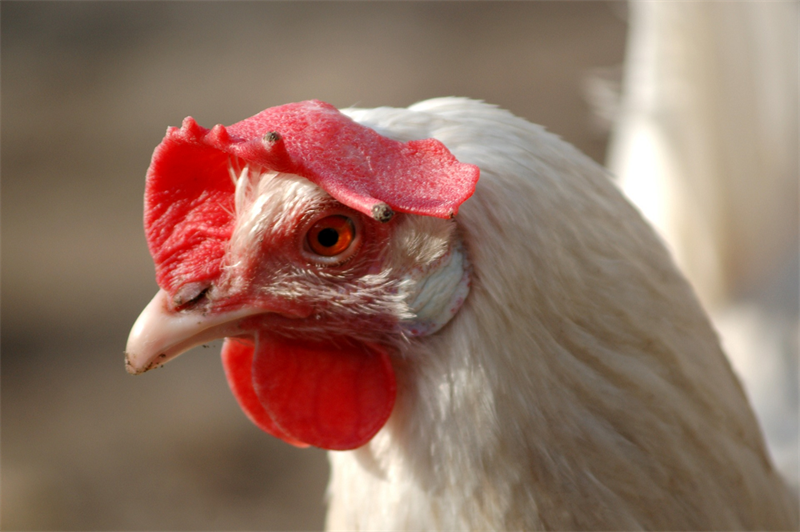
[145,100,479,290]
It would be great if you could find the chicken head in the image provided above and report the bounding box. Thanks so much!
[125,100,479,451]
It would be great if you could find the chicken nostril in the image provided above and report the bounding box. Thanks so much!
[173,282,211,309]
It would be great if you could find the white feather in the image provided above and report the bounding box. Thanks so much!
[321,98,798,530]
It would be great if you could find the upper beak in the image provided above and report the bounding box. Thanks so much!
[124,289,261,375]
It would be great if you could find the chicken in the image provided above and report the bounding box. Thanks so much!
[125,98,798,530]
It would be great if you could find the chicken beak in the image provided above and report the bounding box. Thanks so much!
[125,289,258,375]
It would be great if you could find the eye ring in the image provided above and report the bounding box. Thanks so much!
[303,214,361,264]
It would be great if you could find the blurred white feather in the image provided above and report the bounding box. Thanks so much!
[607,0,799,488]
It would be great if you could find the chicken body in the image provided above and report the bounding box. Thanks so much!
[127,98,797,530]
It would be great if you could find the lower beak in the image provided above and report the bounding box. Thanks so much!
[124,290,260,375]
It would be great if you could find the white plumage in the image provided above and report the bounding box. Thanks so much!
[325,98,797,529]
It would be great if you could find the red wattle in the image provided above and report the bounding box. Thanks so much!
[221,338,309,448]
[221,334,397,451]
[252,333,396,451]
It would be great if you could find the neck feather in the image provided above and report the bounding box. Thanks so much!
[327,100,795,530]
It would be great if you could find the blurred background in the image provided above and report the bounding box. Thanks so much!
[2,3,626,529]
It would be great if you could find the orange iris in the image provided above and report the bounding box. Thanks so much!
[306,215,355,257]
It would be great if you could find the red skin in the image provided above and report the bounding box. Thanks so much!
[222,336,396,450]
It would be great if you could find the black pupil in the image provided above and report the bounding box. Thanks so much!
[317,227,340,248]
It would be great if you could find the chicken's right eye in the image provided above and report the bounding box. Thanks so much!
[304,214,360,263]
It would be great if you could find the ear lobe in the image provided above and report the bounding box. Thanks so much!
[145,130,236,292]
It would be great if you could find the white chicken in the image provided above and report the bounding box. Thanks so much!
[126,98,798,530]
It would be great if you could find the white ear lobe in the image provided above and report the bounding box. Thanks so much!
[399,239,471,337]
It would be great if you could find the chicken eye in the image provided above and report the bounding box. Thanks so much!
[306,215,356,258]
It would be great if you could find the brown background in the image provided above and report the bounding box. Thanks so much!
[2,3,627,529]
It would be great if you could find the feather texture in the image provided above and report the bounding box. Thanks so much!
[324,98,798,530]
